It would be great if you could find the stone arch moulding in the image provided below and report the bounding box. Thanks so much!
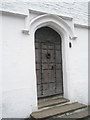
[22,13,78,104]
[28,13,76,101]
[23,14,77,40]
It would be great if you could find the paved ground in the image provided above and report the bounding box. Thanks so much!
[1,116,90,120]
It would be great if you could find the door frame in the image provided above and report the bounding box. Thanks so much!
[29,14,74,110]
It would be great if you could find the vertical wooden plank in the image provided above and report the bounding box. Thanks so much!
[42,70,49,83]
[42,49,47,63]
[48,70,55,83]
[56,70,63,83]
[36,70,41,84]
[42,84,49,96]
[37,84,41,97]
[35,49,40,63]
[56,82,63,94]
[49,83,56,95]
[56,51,62,63]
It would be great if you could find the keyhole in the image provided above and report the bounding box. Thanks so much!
[52,66,54,70]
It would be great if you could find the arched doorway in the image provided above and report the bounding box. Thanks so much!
[35,26,63,98]
[29,14,75,108]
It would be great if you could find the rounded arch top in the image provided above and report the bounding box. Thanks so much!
[29,14,75,38]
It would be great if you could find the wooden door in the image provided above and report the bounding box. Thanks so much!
[35,27,63,98]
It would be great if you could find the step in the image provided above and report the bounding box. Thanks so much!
[62,110,88,119]
[30,102,87,119]
[38,97,69,109]
[61,109,89,119]
[61,106,90,119]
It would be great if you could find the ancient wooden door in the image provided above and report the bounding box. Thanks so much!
[35,27,63,98]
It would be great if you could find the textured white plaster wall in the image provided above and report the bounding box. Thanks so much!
[0,1,89,119]
[2,14,37,118]
[68,27,88,104]
[88,2,90,106]
[0,0,88,25]
[0,12,2,120]
[1,12,88,118]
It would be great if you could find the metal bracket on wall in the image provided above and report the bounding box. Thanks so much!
[69,36,77,40]
[22,29,30,35]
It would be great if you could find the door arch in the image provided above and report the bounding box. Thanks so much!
[29,13,74,103]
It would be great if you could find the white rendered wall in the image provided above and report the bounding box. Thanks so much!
[1,12,88,119]
[2,14,37,118]
[88,28,90,105]
[0,12,2,120]
[68,27,88,105]
[0,1,88,25]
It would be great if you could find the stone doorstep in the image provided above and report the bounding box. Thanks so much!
[38,97,69,109]
[60,106,90,119]
[30,102,87,119]
[60,109,89,119]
